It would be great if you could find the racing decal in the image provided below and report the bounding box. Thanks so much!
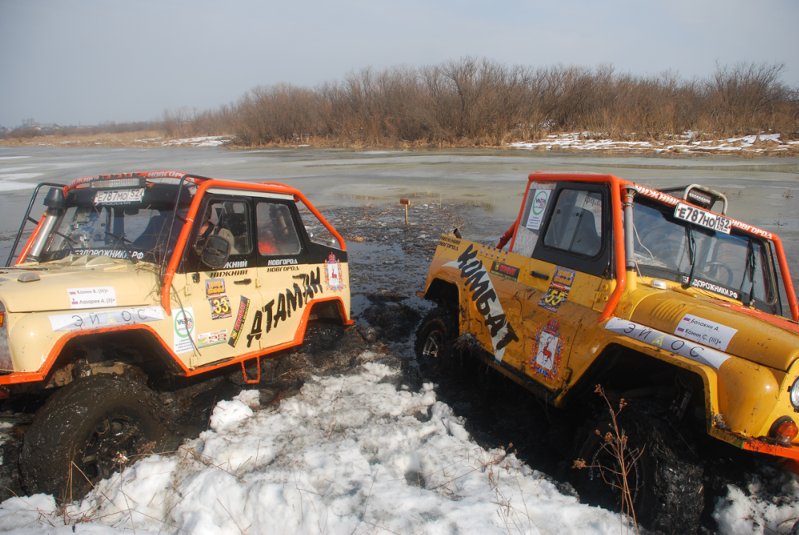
[205,278,226,296]
[532,320,562,379]
[74,249,144,260]
[490,261,520,281]
[198,329,228,348]
[49,306,164,332]
[437,235,461,251]
[246,267,324,348]
[680,276,739,300]
[325,252,344,291]
[674,314,737,351]
[525,188,551,231]
[539,267,575,312]
[223,260,248,269]
[606,317,730,369]
[267,258,299,266]
[67,287,117,309]
[208,295,232,320]
[228,296,251,348]
[209,269,248,278]
[173,308,196,354]
[446,244,518,361]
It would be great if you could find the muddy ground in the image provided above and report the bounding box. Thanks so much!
[0,203,796,533]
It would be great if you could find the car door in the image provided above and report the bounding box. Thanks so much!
[509,181,612,391]
[176,194,262,368]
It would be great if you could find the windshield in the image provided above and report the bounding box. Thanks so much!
[37,184,190,263]
[632,199,780,313]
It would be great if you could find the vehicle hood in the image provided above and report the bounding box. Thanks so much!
[629,292,799,372]
[0,257,160,313]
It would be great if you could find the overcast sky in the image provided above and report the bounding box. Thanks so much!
[1,0,797,128]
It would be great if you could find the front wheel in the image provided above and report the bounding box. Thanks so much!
[414,306,458,376]
[571,406,704,532]
[20,374,169,501]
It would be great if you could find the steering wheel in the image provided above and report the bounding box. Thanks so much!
[703,261,734,286]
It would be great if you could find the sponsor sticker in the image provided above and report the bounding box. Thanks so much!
[539,267,575,312]
[325,252,344,291]
[674,314,737,351]
[173,307,196,354]
[532,320,562,379]
[67,287,117,309]
[525,189,551,231]
[490,261,520,281]
[198,329,228,348]
[208,295,232,320]
[205,278,226,296]
[606,317,730,369]
[228,296,251,347]
[49,306,164,332]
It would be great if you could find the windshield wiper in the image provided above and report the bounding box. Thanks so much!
[740,240,756,306]
[105,231,138,264]
[681,225,697,289]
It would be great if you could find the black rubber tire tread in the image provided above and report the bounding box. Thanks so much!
[571,406,704,533]
[20,374,169,501]
[414,306,458,375]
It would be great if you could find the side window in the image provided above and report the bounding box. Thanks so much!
[512,182,556,257]
[543,189,603,257]
[195,199,252,256]
[256,202,301,256]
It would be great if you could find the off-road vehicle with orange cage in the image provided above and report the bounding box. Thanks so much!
[416,171,799,530]
[0,170,351,499]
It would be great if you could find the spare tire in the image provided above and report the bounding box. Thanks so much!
[20,374,169,502]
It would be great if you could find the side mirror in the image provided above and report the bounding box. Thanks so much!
[43,187,66,210]
[201,235,230,269]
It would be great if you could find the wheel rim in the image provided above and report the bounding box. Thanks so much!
[421,329,443,359]
[79,414,150,482]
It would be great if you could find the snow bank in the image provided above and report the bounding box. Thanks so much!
[1,354,796,534]
[0,356,626,534]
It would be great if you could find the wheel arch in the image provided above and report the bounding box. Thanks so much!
[422,278,460,311]
[562,342,711,429]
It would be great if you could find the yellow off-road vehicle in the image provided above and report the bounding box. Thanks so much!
[0,170,351,499]
[416,172,799,529]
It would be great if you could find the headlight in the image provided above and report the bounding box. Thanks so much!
[791,377,799,411]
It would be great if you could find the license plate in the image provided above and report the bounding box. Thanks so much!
[673,202,731,234]
[93,188,145,205]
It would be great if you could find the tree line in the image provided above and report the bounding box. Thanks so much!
[163,59,797,147]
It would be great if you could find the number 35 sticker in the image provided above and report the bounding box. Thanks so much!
[209,295,232,320]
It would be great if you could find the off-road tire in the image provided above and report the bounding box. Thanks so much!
[20,374,169,501]
[571,407,704,533]
[414,306,458,376]
[303,321,344,353]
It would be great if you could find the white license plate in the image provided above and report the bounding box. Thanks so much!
[674,202,731,234]
[93,188,145,205]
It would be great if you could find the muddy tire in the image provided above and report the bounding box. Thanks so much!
[303,321,344,353]
[20,374,168,501]
[414,307,458,375]
[571,407,704,532]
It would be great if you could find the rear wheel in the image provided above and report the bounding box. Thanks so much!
[571,406,704,532]
[20,374,169,501]
[414,306,458,376]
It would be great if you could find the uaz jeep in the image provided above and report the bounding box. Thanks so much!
[416,172,798,529]
[0,170,351,498]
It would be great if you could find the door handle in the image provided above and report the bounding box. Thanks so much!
[234,278,252,285]
[530,270,549,280]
